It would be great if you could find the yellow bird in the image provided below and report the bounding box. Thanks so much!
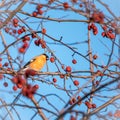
[22,54,49,71]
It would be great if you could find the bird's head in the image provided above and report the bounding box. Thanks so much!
[43,54,49,60]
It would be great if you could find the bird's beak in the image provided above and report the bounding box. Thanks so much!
[46,55,49,60]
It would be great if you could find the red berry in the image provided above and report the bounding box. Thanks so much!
[66,66,72,72]
[96,80,99,85]
[41,41,46,48]
[17,29,23,34]
[92,103,96,108]
[22,42,29,49]
[102,26,107,31]
[38,39,43,44]
[18,47,26,53]
[13,85,18,91]
[101,32,106,37]
[17,83,23,89]
[73,80,79,86]
[50,57,55,63]
[32,11,38,17]
[25,69,37,77]
[53,78,57,83]
[33,84,39,90]
[63,2,69,9]
[69,99,73,105]
[21,26,26,32]
[72,59,77,64]
[88,25,91,30]
[19,78,27,86]
[23,36,30,41]
[93,54,98,59]
[77,96,81,100]
[79,4,83,7]
[60,74,64,79]
[4,27,10,33]
[87,103,92,109]
[93,30,98,35]
[109,33,115,39]
[85,101,92,109]
[13,23,18,27]
[69,98,76,105]
[42,28,46,34]
[4,62,9,67]
[13,29,17,34]
[13,18,19,24]
[71,97,76,103]
[38,9,43,15]
[96,70,103,76]
[34,40,40,46]
[77,96,82,105]
[12,77,18,84]
[3,82,8,87]
[32,33,37,38]
[91,12,104,23]
[28,93,33,99]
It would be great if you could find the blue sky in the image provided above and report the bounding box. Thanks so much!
[0,0,120,120]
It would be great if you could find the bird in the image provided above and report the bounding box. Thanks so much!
[21,53,49,72]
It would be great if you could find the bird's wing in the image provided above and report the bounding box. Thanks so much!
[23,58,36,68]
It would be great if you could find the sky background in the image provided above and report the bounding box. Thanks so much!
[0,0,120,120]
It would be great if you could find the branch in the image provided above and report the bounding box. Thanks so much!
[89,94,120,116]
[0,1,27,29]
[31,97,48,120]
[56,76,120,120]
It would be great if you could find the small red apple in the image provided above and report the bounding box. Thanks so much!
[3,82,8,87]
[13,85,18,91]
[50,57,55,63]
[72,59,77,64]
[73,80,79,86]
[53,78,57,83]
[66,66,72,72]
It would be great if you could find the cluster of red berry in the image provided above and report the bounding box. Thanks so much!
[69,96,81,105]
[34,39,46,48]
[17,26,26,34]
[91,11,104,23]
[88,23,98,35]
[96,70,104,76]
[12,73,39,98]
[21,84,39,99]
[85,101,96,109]
[101,26,115,39]
[12,75,27,89]
[4,18,25,35]
[13,18,19,27]
[32,4,43,17]
[4,17,47,54]
[63,2,70,9]
[25,69,37,78]
[18,42,29,53]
